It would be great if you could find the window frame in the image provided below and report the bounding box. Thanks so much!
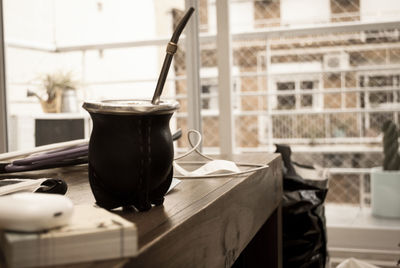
[272,75,323,111]
[358,71,400,132]
[0,0,8,153]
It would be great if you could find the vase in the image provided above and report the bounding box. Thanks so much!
[40,90,62,113]
[83,99,179,211]
[371,167,400,218]
[61,89,79,113]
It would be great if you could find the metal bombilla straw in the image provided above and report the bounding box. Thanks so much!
[151,7,195,105]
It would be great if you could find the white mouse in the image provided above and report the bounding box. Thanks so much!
[0,192,74,232]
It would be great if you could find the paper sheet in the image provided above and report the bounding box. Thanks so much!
[173,160,241,177]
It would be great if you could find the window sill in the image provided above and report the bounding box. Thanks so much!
[326,204,400,267]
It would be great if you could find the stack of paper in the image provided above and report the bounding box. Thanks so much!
[0,205,137,267]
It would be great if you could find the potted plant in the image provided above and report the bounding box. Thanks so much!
[27,72,78,113]
[371,120,400,218]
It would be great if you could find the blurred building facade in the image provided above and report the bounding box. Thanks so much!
[171,0,400,205]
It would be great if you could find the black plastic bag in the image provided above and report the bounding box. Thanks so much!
[276,144,329,268]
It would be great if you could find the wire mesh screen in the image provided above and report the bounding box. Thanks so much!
[239,30,400,205]
[172,3,220,151]
[171,0,400,206]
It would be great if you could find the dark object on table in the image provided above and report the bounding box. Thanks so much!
[35,179,68,195]
[276,144,329,268]
[83,101,178,211]
[0,178,67,195]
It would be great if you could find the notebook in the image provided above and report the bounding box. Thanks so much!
[0,204,137,267]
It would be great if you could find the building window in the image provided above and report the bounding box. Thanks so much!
[275,78,320,110]
[201,83,218,110]
[253,0,281,28]
[364,29,400,43]
[359,73,400,134]
[277,82,295,109]
[200,67,241,112]
[300,81,315,107]
[360,74,400,107]
[330,0,360,22]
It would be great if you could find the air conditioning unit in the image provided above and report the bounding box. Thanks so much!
[323,53,349,71]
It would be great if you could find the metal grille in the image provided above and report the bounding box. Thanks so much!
[171,0,400,206]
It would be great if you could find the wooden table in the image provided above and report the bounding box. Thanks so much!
[1,153,282,268]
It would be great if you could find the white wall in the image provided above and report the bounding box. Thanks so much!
[153,0,184,37]
[208,0,254,34]
[3,0,54,44]
[54,0,156,45]
[361,0,400,21]
[281,0,330,26]
[4,0,158,45]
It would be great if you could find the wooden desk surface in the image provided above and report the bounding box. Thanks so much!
[1,153,282,268]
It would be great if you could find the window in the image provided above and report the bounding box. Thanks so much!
[201,83,218,110]
[330,0,360,22]
[200,79,241,112]
[277,82,295,109]
[200,67,241,113]
[0,0,6,152]
[359,74,400,107]
[300,81,314,107]
[359,73,400,134]
[275,78,321,110]
[364,29,400,43]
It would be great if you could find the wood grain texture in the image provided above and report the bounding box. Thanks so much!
[233,205,282,268]
[0,153,282,268]
[125,153,282,268]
